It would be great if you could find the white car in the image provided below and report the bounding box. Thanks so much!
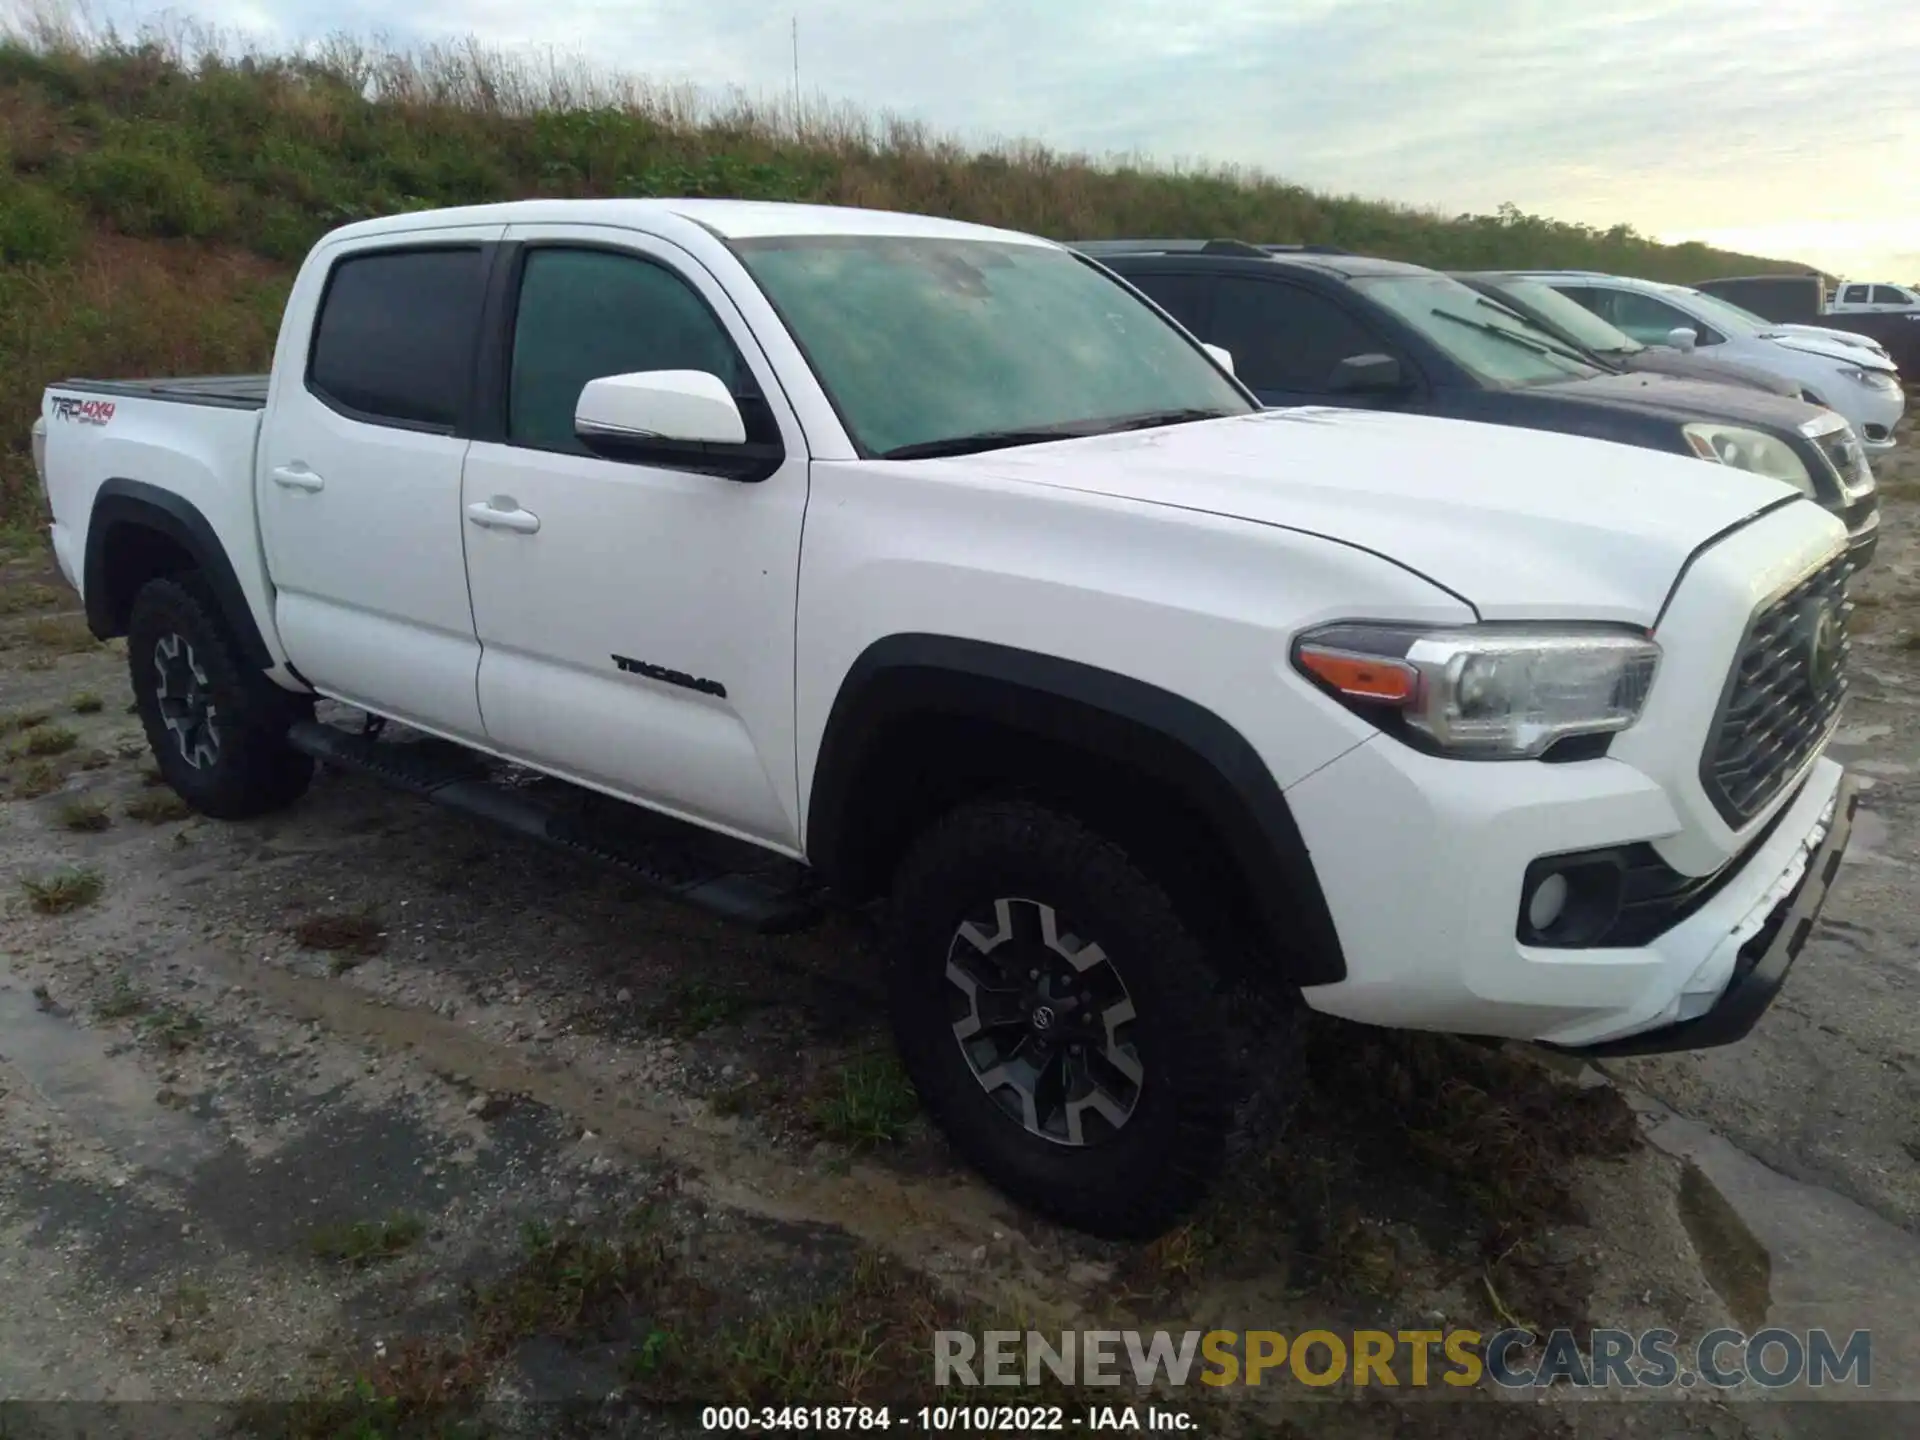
[32,199,1858,1237]
[1528,271,1906,452]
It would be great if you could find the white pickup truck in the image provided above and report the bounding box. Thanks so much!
[1829,281,1920,314]
[32,199,1859,1237]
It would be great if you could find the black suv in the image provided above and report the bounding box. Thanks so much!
[1076,240,1879,571]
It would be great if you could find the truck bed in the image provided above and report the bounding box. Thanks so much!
[55,374,270,410]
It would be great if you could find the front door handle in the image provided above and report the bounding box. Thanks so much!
[271,465,325,492]
[465,500,541,534]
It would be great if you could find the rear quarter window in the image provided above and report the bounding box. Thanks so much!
[307,247,488,430]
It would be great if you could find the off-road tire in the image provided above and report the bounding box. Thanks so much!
[885,798,1237,1238]
[127,575,313,819]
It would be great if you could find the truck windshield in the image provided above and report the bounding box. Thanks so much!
[1483,278,1644,358]
[1353,274,1601,388]
[732,235,1252,458]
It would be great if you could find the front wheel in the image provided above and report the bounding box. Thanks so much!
[127,575,313,819]
[885,798,1238,1238]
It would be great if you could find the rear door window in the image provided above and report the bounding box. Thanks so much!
[1207,277,1385,392]
[307,247,489,430]
[1841,284,1871,304]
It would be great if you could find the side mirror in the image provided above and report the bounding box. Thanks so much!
[574,370,782,481]
[1327,352,1404,394]
[1666,326,1699,353]
[1201,342,1236,375]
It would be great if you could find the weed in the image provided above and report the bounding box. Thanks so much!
[0,177,83,264]
[0,710,50,731]
[126,788,192,822]
[11,757,71,798]
[95,973,147,1020]
[309,1214,426,1269]
[291,907,387,958]
[9,723,76,757]
[22,615,98,654]
[138,1004,205,1052]
[652,976,753,1037]
[20,866,103,913]
[0,583,60,615]
[54,794,109,831]
[69,690,104,713]
[806,1052,919,1150]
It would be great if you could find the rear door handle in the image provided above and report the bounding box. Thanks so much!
[271,465,324,492]
[465,500,541,534]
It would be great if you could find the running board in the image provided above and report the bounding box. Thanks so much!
[286,719,821,935]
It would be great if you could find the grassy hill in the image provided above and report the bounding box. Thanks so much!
[0,16,1805,530]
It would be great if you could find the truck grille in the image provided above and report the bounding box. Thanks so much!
[1699,551,1850,827]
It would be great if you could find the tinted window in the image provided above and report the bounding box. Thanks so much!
[308,248,487,429]
[1871,285,1912,306]
[1127,273,1213,334]
[734,237,1249,457]
[1207,278,1384,391]
[508,248,750,454]
[1842,284,1871,303]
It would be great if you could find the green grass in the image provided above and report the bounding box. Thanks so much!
[0,11,1800,530]
[125,787,191,822]
[53,793,108,830]
[308,1214,426,1269]
[68,690,103,713]
[95,973,146,1019]
[806,1052,920,1150]
[9,723,77,757]
[20,864,102,913]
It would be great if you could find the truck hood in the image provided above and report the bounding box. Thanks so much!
[955,407,1810,623]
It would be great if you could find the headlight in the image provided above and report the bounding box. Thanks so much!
[1840,366,1897,391]
[1681,422,1816,495]
[1293,623,1660,759]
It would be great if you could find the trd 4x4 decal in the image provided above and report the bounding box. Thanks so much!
[50,396,116,426]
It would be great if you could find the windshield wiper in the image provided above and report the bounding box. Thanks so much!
[1098,407,1240,433]
[879,427,1093,461]
[879,408,1236,460]
[1429,307,1595,368]
[1467,299,1601,365]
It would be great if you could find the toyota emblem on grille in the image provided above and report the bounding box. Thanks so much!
[1800,598,1842,692]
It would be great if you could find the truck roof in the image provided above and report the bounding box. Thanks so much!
[321,198,1056,248]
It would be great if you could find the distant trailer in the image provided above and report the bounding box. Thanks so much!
[1696,274,1826,324]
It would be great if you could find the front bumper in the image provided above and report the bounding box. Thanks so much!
[1846,384,1904,452]
[1284,739,1855,1051]
[1553,774,1858,1057]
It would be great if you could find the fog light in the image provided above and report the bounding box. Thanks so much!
[1527,872,1570,931]
[1516,854,1628,947]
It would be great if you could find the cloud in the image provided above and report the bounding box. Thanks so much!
[73,0,1920,274]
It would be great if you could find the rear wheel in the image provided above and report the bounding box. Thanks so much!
[885,798,1238,1238]
[127,575,313,819]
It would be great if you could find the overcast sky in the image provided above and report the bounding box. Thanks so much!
[93,0,1920,277]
